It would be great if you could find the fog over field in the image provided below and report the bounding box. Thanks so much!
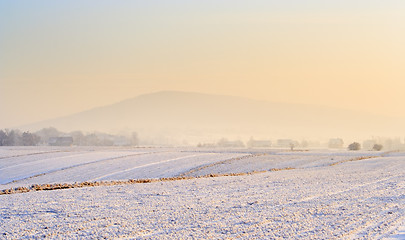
[18,91,405,146]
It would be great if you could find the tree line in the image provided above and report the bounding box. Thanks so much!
[0,127,139,146]
[0,129,40,146]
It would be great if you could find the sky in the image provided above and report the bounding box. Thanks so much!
[1,0,405,128]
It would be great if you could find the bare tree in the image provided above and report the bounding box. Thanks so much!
[0,130,6,146]
[22,132,40,146]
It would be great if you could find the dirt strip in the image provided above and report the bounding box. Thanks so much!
[178,153,267,177]
[329,156,378,166]
[0,150,66,160]
[0,167,294,196]
[329,150,397,166]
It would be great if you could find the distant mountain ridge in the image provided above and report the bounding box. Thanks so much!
[21,91,403,141]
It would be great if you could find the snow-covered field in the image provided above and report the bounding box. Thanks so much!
[0,146,404,239]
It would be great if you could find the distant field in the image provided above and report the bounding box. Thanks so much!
[0,146,383,188]
[0,147,404,239]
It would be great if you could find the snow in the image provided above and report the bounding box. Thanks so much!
[0,147,249,188]
[0,146,404,239]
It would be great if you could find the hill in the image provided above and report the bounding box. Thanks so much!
[21,91,402,143]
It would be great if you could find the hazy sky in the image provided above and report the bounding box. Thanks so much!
[1,0,405,128]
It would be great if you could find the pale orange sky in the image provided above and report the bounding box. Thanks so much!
[1,0,405,128]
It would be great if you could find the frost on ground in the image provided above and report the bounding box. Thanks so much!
[0,147,404,239]
[0,146,383,189]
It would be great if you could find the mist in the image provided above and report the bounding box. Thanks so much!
[7,91,400,148]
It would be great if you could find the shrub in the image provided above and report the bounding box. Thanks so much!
[372,144,383,151]
[348,142,361,151]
